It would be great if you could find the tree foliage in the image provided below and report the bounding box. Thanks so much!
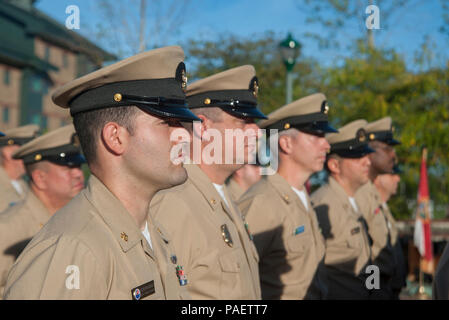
[185,33,449,219]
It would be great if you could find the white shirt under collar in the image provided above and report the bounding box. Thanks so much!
[348,197,359,212]
[11,180,24,195]
[141,221,153,250]
[291,187,308,211]
[213,183,229,207]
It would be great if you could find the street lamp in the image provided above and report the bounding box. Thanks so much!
[279,33,301,104]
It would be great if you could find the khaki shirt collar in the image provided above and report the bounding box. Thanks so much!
[185,164,225,212]
[267,173,309,209]
[85,175,148,253]
[365,180,383,206]
[25,190,51,226]
[328,176,360,216]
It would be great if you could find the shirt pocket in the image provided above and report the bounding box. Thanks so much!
[218,250,249,299]
[286,230,311,254]
[346,226,363,250]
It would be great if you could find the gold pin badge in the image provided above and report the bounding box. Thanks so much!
[284,123,290,130]
[204,98,211,105]
[8,139,14,145]
[283,194,289,201]
[253,82,259,98]
[181,70,187,91]
[34,154,42,161]
[114,93,122,102]
[221,224,233,247]
[120,232,128,242]
[210,198,217,205]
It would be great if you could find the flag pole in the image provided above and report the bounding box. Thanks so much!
[417,147,430,299]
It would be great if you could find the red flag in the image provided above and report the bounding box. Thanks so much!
[413,148,434,273]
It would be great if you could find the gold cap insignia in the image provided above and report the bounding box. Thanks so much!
[7,139,14,145]
[249,76,259,98]
[34,154,42,161]
[176,62,187,93]
[181,70,187,91]
[357,129,366,142]
[369,133,375,140]
[204,98,211,105]
[284,123,291,130]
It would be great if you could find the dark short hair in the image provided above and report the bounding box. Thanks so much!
[73,106,139,165]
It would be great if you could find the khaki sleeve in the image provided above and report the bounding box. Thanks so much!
[239,195,282,260]
[3,236,107,300]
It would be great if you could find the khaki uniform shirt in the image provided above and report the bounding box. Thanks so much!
[0,167,28,212]
[3,176,190,300]
[311,177,372,299]
[150,164,261,300]
[0,191,51,297]
[355,181,395,277]
[238,173,327,300]
[225,178,245,202]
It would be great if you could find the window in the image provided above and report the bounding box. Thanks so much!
[4,69,10,86]
[44,46,50,62]
[3,107,9,123]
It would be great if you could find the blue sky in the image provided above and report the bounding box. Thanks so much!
[36,0,448,70]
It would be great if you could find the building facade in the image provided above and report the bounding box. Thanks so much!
[0,0,115,130]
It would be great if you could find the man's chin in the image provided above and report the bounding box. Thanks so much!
[166,167,188,188]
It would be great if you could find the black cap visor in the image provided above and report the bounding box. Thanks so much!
[332,145,375,158]
[299,121,338,136]
[137,104,201,122]
[222,105,268,120]
[387,138,401,146]
[47,153,86,167]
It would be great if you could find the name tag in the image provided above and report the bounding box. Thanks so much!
[131,280,155,300]
[294,225,305,235]
[351,227,360,235]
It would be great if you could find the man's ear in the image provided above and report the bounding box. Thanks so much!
[327,157,340,175]
[101,122,128,156]
[193,114,212,140]
[31,167,48,190]
[278,135,292,154]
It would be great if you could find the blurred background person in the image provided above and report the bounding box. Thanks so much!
[312,120,374,299]
[355,117,401,299]
[226,164,262,202]
[0,125,85,296]
[374,165,407,299]
[0,125,39,211]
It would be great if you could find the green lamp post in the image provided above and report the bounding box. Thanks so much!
[279,33,301,104]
